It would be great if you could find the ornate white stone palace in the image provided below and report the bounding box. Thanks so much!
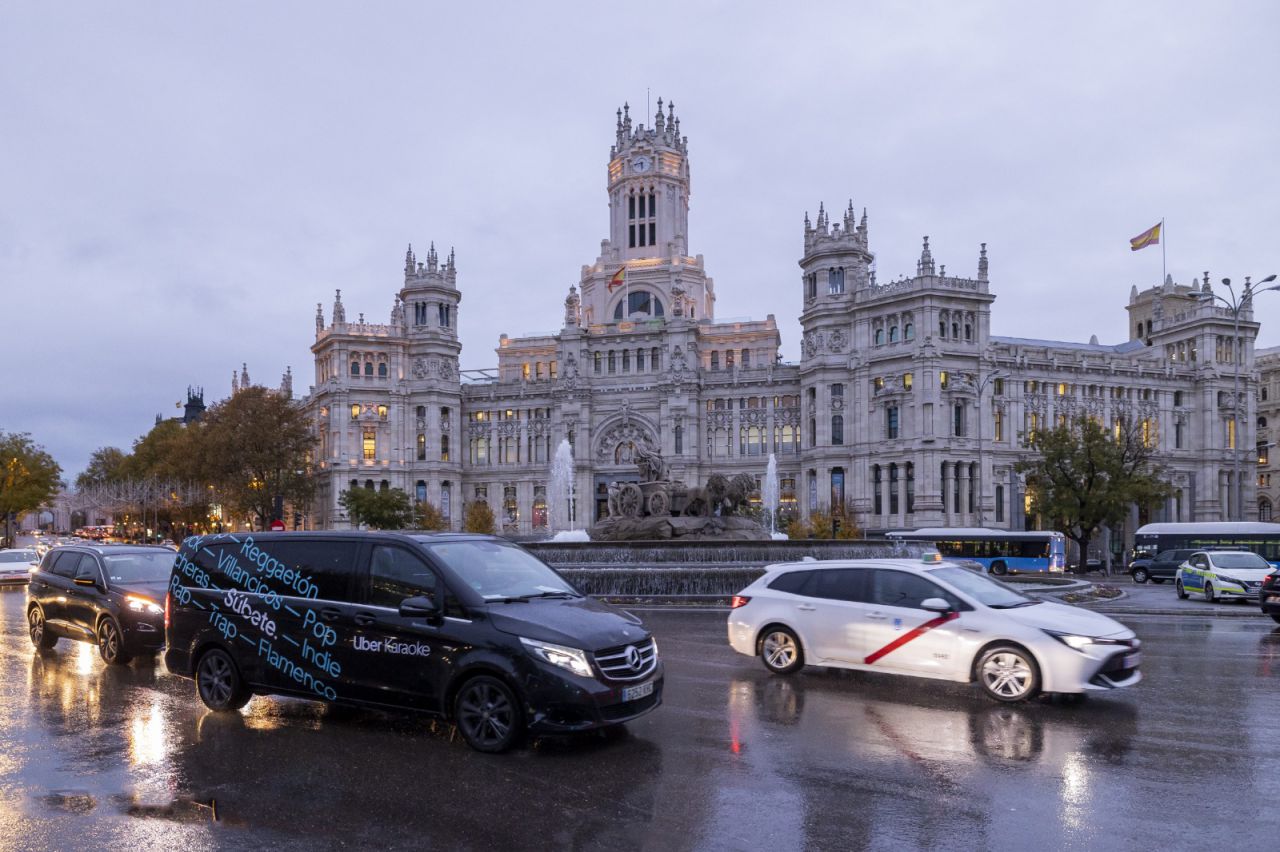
[300,100,1266,556]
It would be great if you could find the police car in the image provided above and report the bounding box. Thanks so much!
[1174,550,1274,602]
[727,555,1141,702]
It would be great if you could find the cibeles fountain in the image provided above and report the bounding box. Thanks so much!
[589,443,770,541]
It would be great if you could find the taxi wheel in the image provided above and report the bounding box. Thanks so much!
[454,676,524,754]
[1176,580,1189,600]
[196,648,251,711]
[97,618,132,665]
[28,606,58,650]
[976,645,1040,703]
[760,627,804,675]
[1203,582,1216,603]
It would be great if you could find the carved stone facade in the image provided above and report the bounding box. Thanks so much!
[300,102,1266,556]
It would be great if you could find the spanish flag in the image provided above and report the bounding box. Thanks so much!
[608,265,626,292]
[1129,222,1161,252]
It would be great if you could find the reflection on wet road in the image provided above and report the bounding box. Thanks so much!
[1,590,1278,850]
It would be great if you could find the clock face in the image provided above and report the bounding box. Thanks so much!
[632,156,650,173]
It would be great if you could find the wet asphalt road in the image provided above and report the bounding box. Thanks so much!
[2,589,1279,852]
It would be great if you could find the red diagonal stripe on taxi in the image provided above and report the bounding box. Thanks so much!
[864,611,959,665]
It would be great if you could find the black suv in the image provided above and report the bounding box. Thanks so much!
[1130,549,1196,584]
[165,532,663,752]
[27,544,176,663]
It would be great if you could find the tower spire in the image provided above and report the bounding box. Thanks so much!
[977,243,988,281]
[917,236,935,276]
[332,288,346,324]
[404,243,415,277]
[315,302,324,334]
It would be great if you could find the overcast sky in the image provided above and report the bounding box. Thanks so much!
[3,1,1278,480]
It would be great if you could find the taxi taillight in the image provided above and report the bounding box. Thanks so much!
[730,595,752,609]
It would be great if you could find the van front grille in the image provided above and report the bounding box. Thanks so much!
[593,638,658,682]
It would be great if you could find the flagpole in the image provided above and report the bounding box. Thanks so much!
[1161,218,1166,286]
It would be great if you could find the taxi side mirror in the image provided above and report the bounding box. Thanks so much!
[920,597,952,613]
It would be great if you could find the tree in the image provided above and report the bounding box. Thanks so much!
[415,500,447,531]
[788,502,861,540]
[197,385,317,530]
[340,487,415,529]
[1017,414,1172,572]
[76,447,130,489]
[0,432,63,545]
[122,420,199,482]
[462,500,496,534]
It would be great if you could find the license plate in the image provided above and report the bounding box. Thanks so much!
[1123,651,1142,669]
[621,681,654,702]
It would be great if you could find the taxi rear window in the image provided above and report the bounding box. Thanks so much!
[768,571,812,594]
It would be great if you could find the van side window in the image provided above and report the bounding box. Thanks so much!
[267,541,359,602]
[369,546,438,608]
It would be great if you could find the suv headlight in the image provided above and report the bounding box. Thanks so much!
[1042,629,1127,652]
[125,595,162,615]
[519,637,594,678]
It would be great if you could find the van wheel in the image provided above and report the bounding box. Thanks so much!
[196,648,251,711]
[454,676,523,753]
[976,645,1040,703]
[990,561,1008,576]
[1176,580,1188,600]
[1131,568,1149,584]
[760,627,804,674]
[97,618,132,665]
[28,606,58,650]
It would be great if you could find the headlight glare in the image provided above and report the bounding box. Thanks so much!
[126,595,162,615]
[520,637,594,678]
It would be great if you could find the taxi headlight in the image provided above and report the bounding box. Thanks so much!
[1042,629,1126,652]
[519,637,594,678]
[125,595,163,615]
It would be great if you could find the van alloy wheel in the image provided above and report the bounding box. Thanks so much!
[196,648,251,711]
[455,677,522,753]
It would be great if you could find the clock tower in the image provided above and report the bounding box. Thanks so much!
[575,99,714,328]
[607,99,691,261]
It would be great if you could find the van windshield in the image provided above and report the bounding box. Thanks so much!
[425,541,580,601]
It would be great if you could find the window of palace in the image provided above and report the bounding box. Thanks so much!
[628,187,657,248]
[614,290,665,319]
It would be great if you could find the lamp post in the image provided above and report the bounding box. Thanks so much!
[976,369,1007,527]
[1199,274,1278,520]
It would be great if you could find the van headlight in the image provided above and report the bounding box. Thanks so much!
[1042,629,1126,652]
[519,637,594,678]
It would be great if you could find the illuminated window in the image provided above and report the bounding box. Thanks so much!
[377,405,388,420]
[903,372,913,390]
[939,371,949,390]
[350,404,361,420]
[1141,418,1154,448]
[522,363,531,381]
[994,408,1004,442]
[362,429,376,460]
[417,433,426,461]
[440,434,450,462]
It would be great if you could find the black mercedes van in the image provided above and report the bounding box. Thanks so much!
[164,531,662,752]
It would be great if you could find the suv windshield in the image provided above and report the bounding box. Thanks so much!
[103,551,177,583]
[425,540,580,601]
[1209,552,1270,570]
[928,565,1038,608]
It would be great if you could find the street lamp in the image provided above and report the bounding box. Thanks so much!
[1198,274,1278,520]
[976,368,1007,527]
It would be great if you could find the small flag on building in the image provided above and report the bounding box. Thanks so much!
[608,265,626,291]
[1129,222,1162,251]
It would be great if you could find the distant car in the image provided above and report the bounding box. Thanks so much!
[27,544,176,663]
[727,556,1141,703]
[1175,550,1274,603]
[0,549,39,586]
[1131,549,1197,584]
[1260,568,1280,624]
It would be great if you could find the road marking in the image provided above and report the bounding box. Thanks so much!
[864,611,959,665]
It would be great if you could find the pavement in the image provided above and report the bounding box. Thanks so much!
[2,588,1280,851]
[1033,574,1277,618]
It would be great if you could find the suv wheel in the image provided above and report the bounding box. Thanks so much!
[196,648,251,711]
[1131,568,1149,584]
[454,676,523,753]
[28,606,58,650]
[976,645,1040,703]
[97,618,132,665]
[760,627,804,675]
[1176,580,1189,599]
[1204,582,1216,603]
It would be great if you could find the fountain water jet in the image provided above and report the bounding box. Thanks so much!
[763,453,785,539]
[548,438,587,540]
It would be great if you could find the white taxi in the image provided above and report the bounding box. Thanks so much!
[727,556,1141,702]
[1175,550,1274,602]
